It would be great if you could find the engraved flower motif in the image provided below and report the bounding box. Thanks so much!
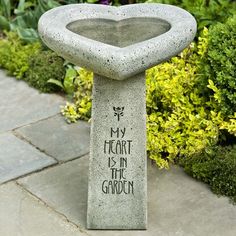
[113,107,124,121]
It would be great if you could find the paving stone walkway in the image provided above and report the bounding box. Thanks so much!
[0,70,236,236]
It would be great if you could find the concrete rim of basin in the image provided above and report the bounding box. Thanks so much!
[38,3,197,80]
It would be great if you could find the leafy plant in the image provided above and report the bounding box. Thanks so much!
[55,0,94,3]
[179,145,236,204]
[0,0,12,30]
[25,49,65,92]
[0,0,11,18]
[48,65,78,95]
[0,0,60,42]
[145,35,219,168]
[147,0,236,31]
[0,31,40,78]
[61,68,93,122]
[0,30,67,92]
[206,16,236,115]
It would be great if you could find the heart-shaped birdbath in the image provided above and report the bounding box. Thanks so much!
[39,3,196,230]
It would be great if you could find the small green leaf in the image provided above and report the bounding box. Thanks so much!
[14,0,26,15]
[0,15,10,30]
[64,76,75,95]
[47,79,64,89]
[0,0,11,19]
[16,27,39,43]
[87,0,98,3]
[65,67,77,78]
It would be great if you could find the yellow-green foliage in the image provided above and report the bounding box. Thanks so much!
[220,113,236,136]
[146,36,218,168]
[147,28,235,168]
[62,28,235,168]
[0,31,41,79]
[61,68,93,123]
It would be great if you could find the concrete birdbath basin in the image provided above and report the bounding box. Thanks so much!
[39,3,196,230]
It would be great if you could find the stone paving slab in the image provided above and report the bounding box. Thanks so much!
[0,70,64,132]
[19,155,89,227]
[18,155,236,236]
[0,132,56,184]
[0,182,87,236]
[16,114,90,162]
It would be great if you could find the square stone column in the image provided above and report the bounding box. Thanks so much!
[87,73,147,229]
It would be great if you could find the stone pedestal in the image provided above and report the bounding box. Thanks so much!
[87,73,147,229]
[39,2,197,231]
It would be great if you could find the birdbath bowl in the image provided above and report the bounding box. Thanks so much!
[39,3,196,230]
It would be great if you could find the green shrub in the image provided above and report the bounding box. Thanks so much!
[0,31,64,93]
[146,27,236,168]
[0,31,40,78]
[145,31,221,168]
[147,0,236,31]
[61,68,93,122]
[207,16,236,115]
[25,50,65,93]
[48,65,79,95]
[179,145,236,204]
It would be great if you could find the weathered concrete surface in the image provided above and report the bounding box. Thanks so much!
[16,114,90,162]
[39,3,197,230]
[18,156,89,228]
[0,182,87,236]
[0,70,64,132]
[146,162,236,236]
[19,155,236,236]
[0,132,56,184]
[87,74,147,229]
[38,3,196,80]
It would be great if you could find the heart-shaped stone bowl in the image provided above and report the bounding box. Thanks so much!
[38,3,197,80]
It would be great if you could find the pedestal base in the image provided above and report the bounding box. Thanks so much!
[87,73,147,229]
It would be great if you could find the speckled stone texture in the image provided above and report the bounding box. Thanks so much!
[38,3,197,230]
[38,3,197,80]
[87,73,147,229]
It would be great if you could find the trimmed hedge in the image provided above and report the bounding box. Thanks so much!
[207,16,236,115]
[0,31,40,79]
[179,145,236,204]
[25,50,65,93]
[0,32,65,93]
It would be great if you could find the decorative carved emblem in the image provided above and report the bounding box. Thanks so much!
[113,107,124,121]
